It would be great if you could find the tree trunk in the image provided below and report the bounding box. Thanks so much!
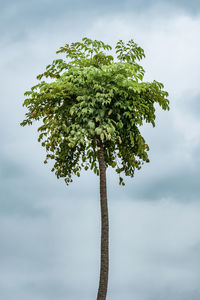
[96,138,109,300]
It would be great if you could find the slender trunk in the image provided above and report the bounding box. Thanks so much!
[96,138,109,300]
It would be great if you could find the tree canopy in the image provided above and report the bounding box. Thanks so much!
[21,37,169,185]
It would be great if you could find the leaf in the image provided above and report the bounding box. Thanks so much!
[111,161,117,167]
[32,110,37,117]
[70,108,75,115]
[88,121,95,129]
[95,127,102,135]
[82,108,87,114]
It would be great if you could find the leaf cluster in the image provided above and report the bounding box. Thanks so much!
[21,37,169,185]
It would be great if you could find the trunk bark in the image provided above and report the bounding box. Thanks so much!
[96,138,109,300]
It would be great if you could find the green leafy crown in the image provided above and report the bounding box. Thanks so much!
[21,37,169,185]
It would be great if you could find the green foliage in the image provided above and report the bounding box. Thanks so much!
[21,37,169,185]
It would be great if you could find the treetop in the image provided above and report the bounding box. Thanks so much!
[21,37,169,185]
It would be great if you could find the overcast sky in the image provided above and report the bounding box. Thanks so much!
[1,0,200,299]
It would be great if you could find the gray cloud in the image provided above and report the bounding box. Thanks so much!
[1,197,200,300]
[109,199,200,299]
[181,92,200,119]
[1,0,200,44]
[123,138,200,202]
[136,167,200,201]
[1,4,200,300]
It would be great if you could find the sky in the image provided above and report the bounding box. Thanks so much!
[0,0,200,299]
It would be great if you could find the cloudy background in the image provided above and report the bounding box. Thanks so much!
[1,0,200,299]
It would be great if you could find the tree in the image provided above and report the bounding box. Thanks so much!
[21,37,169,300]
